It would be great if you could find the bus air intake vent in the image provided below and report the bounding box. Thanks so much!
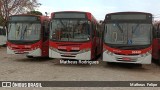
[114,53,139,56]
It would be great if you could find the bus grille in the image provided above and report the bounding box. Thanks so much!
[114,53,139,56]
[11,47,30,51]
[56,43,81,46]
[58,49,80,52]
[61,55,76,57]
[116,57,137,62]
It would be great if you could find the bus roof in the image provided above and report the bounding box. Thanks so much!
[106,11,152,16]
[10,14,43,17]
[51,11,91,14]
[9,14,50,19]
[9,14,50,21]
[51,11,98,23]
[104,11,152,23]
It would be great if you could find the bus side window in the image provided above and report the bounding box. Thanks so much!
[43,21,49,41]
[104,24,107,37]
[153,26,157,39]
[104,24,107,33]
[96,25,99,37]
[158,24,160,38]
[0,28,2,35]
[91,23,96,38]
[2,28,6,35]
[0,28,5,35]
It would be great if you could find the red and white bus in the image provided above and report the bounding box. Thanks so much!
[103,12,153,64]
[7,14,50,58]
[152,21,160,63]
[49,11,103,60]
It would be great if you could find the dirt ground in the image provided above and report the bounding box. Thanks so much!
[0,47,160,90]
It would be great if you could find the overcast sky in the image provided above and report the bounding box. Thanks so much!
[38,0,160,20]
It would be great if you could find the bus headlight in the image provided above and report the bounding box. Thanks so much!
[141,54,146,57]
[141,50,151,57]
[103,48,106,52]
[105,50,113,56]
[50,47,57,52]
[80,48,91,53]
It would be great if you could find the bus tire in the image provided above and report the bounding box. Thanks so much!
[158,57,160,65]
[26,56,33,58]
[135,64,142,67]
[158,51,160,65]
[95,48,98,60]
[106,62,114,65]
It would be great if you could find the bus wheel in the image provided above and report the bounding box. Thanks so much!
[158,58,160,65]
[106,62,114,65]
[158,52,160,65]
[94,48,98,60]
[135,64,142,67]
[26,56,33,58]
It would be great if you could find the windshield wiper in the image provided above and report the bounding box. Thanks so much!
[116,45,149,50]
[132,24,140,33]
[59,20,67,29]
[17,26,20,35]
[20,25,27,40]
[115,23,123,33]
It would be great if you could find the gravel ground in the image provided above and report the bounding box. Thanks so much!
[0,47,160,90]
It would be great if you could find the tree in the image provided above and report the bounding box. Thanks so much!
[0,16,3,26]
[27,11,42,15]
[0,0,41,27]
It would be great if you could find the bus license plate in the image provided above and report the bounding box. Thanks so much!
[122,57,131,61]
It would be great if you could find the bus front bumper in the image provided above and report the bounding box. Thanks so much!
[103,52,151,64]
[49,49,91,60]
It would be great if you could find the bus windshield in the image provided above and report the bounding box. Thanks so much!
[104,23,152,45]
[8,22,41,41]
[50,19,90,42]
[0,27,6,36]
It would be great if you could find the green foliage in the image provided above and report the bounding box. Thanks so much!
[27,11,43,15]
[0,16,5,26]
